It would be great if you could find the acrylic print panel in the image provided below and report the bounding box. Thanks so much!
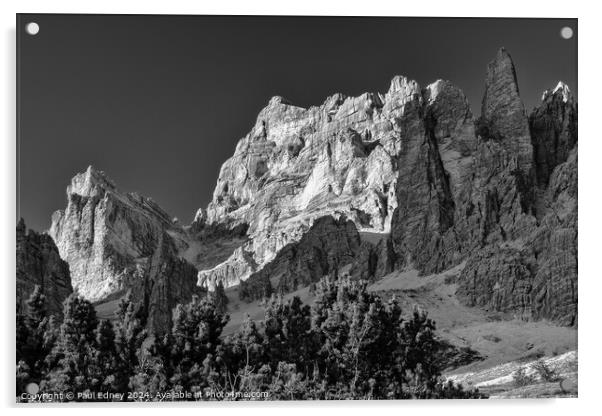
[16,14,577,402]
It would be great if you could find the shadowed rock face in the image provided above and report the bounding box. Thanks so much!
[383,49,576,326]
[530,82,578,187]
[456,245,535,320]
[528,146,577,325]
[240,215,363,300]
[16,219,72,316]
[455,151,577,324]
[480,48,533,177]
[455,81,577,325]
[49,166,201,333]
[390,79,477,274]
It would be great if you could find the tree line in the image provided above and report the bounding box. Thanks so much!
[16,276,484,401]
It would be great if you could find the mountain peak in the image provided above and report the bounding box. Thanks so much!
[548,81,574,103]
[68,165,116,197]
[388,75,420,95]
[495,46,511,60]
[538,81,575,110]
[50,164,200,332]
[480,47,533,174]
[482,47,521,112]
[268,95,293,106]
[423,79,467,104]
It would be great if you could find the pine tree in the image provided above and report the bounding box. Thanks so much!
[397,307,440,397]
[128,334,169,399]
[42,293,100,398]
[113,291,146,394]
[16,307,29,365]
[17,275,483,401]
[26,285,46,326]
[93,320,119,392]
[262,295,316,373]
[16,286,59,391]
[16,360,32,398]
[220,316,265,393]
[150,295,229,394]
[239,274,273,302]
[209,281,229,315]
[306,276,465,399]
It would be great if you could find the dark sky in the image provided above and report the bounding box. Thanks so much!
[17,15,577,232]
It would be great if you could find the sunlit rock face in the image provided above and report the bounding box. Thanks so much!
[195,48,577,326]
[49,166,201,333]
[194,74,444,288]
[16,218,72,316]
[197,247,257,291]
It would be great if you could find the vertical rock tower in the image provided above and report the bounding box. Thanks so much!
[49,166,201,333]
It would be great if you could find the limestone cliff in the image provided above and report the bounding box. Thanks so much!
[455,75,577,325]
[194,73,472,289]
[241,215,362,299]
[16,218,72,315]
[195,48,577,326]
[49,166,201,333]
[530,82,578,187]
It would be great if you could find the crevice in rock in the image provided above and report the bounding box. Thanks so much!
[424,110,456,233]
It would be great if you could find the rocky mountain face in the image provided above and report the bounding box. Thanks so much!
[24,47,576,331]
[240,215,362,299]
[16,218,72,315]
[192,72,440,289]
[48,166,201,333]
[195,48,577,326]
[530,82,578,187]
[238,215,397,302]
[453,75,577,325]
[455,79,577,325]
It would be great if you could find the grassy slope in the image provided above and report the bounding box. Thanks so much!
[94,246,577,397]
[369,265,577,372]
[225,265,577,367]
[222,262,577,397]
